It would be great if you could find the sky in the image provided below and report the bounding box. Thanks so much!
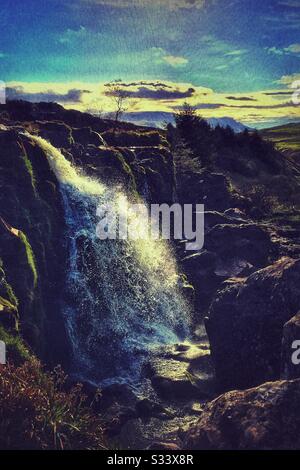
[1,0,300,127]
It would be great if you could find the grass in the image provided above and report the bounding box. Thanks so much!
[260,123,300,154]
[19,232,38,288]
[23,150,36,190]
[0,358,107,450]
[0,261,18,308]
[0,325,31,364]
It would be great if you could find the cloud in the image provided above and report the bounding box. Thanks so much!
[285,43,300,53]
[148,47,189,67]
[226,96,257,101]
[80,0,211,10]
[277,73,300,85]
[264,91,293,96]
[225,49,248,56]
[6,86,91,103]
[225,101,295,110]
[118,81,172,88]
[105,84,196,100]
[266,43,300,55]
[162,55,189,67]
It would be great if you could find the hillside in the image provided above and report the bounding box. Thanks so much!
[260,122,300,159]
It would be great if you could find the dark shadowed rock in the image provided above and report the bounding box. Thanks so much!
[178,170,234,211]
[37,121,74,148]
[206,257,300,391]
[0,129,69,364]
[205,223,276,268]
[72,127,106,147]
[281,312,300,379]
[183,379,300,450]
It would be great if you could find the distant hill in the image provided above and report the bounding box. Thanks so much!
[207,117,251,133]
[260,122,300,159]
[124,111,250,132]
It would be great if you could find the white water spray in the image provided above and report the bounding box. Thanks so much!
[29,134,191,384]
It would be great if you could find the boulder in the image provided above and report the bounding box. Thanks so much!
[144,343,215,400]
[206,257,300,391]
[183,379,300,450]
[178,170,235,211]
[281,312,300,379]
[205,223,276,268]
[182,222,273,319]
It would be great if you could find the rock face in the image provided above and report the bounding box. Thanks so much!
[0,129,69,364]
[178,170,236,212]
[206,257,300,391]
[182,218,275,319]
[281,312,300,379]
[183,379,300,450]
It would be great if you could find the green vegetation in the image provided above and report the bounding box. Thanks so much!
[170,103,281,173]
[0,358,107,450]
[0,260,18,308]
[102,129,166,147]
[23,150,36,190]
[19,231,38,288]
[260,123,300,155]
[0,325,31,364]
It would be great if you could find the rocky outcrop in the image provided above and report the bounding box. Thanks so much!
[183,378,300,450]
[178,170,237,212]
[37,121,74,148]
[0,128,69,364]
[206,257,300,391]
[205,223,275,269]
[182,217,275,319]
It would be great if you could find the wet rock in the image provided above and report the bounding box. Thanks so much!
[79,146,136,190]
[183,379,300,450]
[224,208,249,220]
[104,407,137,438]
[135,399,171,421]
[206,257,300,391]
[94,383,138,412]
[281,312,300,379]
[182,251,221,317]
[146,345,215,400]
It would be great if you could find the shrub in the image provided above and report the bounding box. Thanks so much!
[0,359,106,450]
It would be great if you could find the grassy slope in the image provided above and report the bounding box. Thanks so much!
[260,123,300,155]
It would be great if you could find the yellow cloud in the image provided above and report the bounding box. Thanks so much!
[6,79,300,127]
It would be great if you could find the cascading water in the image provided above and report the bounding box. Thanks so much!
[27,134,191,385]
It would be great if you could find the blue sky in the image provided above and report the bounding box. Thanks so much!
[1,0,300,126]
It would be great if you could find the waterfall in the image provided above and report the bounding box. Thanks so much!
[28,134,191,385]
